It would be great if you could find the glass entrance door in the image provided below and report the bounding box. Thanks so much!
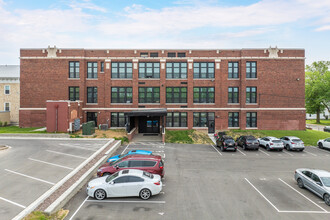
[146,118,159,133]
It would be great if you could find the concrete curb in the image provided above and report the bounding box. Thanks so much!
[0,133,70,138]
[44,140,121,214]
[12,139,115,220]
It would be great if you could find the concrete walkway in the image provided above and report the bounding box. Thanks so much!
[132,133,162,142]
[306,124,326,132]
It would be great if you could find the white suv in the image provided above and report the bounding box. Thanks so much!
[280,136,304,151]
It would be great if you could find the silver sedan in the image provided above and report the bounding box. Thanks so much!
[294,168,330,205]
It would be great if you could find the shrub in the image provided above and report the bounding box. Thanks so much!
[4,122,7,126]
[0,122,2,127]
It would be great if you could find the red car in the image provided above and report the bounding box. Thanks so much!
[97,154,164,177]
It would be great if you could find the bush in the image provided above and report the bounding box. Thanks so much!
[4,122,7,126]
[0,122,2,127]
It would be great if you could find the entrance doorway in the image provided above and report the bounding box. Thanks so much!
[86,112,97,126]
[138,116,160,133]
[208,120,215,133]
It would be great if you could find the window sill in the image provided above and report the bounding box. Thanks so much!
[68,78,80,80]
[111,78,133,80]
[138,78,160,80]
[111,103,133,105]
[86,78,98,80]
[246,78,258,80]
[227,78,240,80]
[138,103,160,105]
[193,78,215,80]
[166,78,188,80]
[192,127,208,129]
[245,103,258,105]
[100,72,104,73]
[166,127,188,129]
[166,103,188,105]
[228,127,240,129]
[227,103,240,105]
[110,127,125,129]
[86,103,98,105]
[193,103,215,105]
[246,127,258,129]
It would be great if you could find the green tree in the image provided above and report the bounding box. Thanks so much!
[305,61,330,123]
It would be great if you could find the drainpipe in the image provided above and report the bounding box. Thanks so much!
[55,104,59,133]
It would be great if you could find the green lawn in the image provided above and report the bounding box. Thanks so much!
[165,129,194,144]
[0,126,46,133]
[225,129,330,146]
[306,119,330,126]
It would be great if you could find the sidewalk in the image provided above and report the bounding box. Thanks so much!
[306,124,326,132]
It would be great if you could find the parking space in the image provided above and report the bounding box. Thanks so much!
[66,141,330,220]
[0,138,110,220]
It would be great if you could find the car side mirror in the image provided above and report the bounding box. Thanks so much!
[316,182,323,186]
[110,181,114,185]
[115,165,119,169]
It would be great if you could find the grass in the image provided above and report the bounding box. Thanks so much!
[0,126,46,133]
[224,129,330,146]
[165,129,213,144]
[24,209,68,220]
[306,119,330,126]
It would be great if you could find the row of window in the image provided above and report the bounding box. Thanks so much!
[69,61,257,79]
[110,112,257,128]
[141,52,186,58]
[70,86,257,104]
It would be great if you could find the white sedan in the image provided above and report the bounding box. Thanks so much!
[87,169,162,200]
[258,136,284,151]
[318,138,330,150]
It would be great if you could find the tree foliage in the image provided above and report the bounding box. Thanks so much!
[305,61,330,122]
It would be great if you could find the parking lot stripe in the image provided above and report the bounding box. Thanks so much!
[121,144,130,154]
[58,144,97,151]
[5,169,55,185]
[278,178,328,212]
[237,149,246,156]
[210,144,222,156]
[278,210,330,213]
[259,149,270,156]
[46,150,88,159]
[303,151,317,156]
[69,196,89,220]
[245,178,280,212]
[86,200,166,204]
[282,151,294,156]
[28,158,74,170]
[0,196,26,209]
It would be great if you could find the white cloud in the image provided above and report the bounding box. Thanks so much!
[68,0,107,12]
[315,25,330,31]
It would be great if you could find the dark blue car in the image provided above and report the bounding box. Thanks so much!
[106,150,153,163]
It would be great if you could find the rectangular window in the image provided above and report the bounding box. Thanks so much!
[246,61,257,78]
[87,87,97,103]
[4,85,10,95]
[87,62,98,78]
[4,103,9,111]
[193,112,214,127]
[111,87,133,103]
[168,52,176,57]
[101,62,104,72]
[177,52,186,57]
[150,52,158,57]
[140,52,148,58]
[111,112,126,127]
[166,112,187,127]
[228,87,239,103]
[69,61,80,78]
[228,112,239,127]
[166,87,187,103]
[139,62,160,78]
[246,87,257,103]
[166,62,187,79]
[69,87,79,101]
[246,112,257,128]
[111,62,133,79]
[193,62,214,78]
[228,62,239,78]
[138,87,160,103]
[193,87,214,103]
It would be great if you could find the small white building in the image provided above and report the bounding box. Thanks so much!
[306,109,329,120]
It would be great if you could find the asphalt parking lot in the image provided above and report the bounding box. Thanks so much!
[0,138,110,220]
[65,141,330,220]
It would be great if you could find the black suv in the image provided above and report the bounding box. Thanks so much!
[216,135,237,152]
[236,136,259,150]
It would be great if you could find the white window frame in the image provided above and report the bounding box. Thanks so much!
[4,85,10,95]
[4,102,10,111]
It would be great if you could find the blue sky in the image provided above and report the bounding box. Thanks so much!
[1,0,330,65]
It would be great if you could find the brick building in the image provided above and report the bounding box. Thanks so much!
[19,46,306,133]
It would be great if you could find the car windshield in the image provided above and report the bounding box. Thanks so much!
[292,139,301,142]
[320,177,330,187]
[109,157,124,166]
[272,140,281,143]
[105,172,119,183]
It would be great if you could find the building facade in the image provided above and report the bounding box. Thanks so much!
[0,65,20,124]
[19,47,306,132]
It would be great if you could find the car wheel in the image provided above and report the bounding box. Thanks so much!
[286,144,290,151]
[140,188,152,200]
[318,143,323,149]
[234,149,237,152]
[324,194,330,206]
[94,189,107,200]
[266,145,270,151]
[279,149,283,151]
[297,178,304,188]
[243,144,246,150]
[256,147,259,151]
[221,146,224,152]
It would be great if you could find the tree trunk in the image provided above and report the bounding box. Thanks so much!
[316,108,320,123]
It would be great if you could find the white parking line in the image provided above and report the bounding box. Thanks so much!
[278,178,328,212]
[69,196,89,220]
[237,149,246,156]
[303,150,317,156]
[86,200,166,204]
[58,144,97,151]
[210,144,222,156]
[278,210,329,213]
[0,196,26,209]
[259,149,270,156]
[121,144,130,154]
[46,150,88,159]
[5,169,55,185]
[245,178,280,212]
[282,150,294,156]
[28,158,74,170]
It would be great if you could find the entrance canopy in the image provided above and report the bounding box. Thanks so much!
[124,108,167,117]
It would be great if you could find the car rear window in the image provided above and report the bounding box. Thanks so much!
[272,140,281,143]
[129,160,144,167]
[292,139,301,142]
[246,136,256,140]
[159,160,164,167]
[143,161,156,167]
[143,171,154,179]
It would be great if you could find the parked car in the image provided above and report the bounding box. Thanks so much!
[280,136,304,151]
[236,136,259,150]
[97,154,164,177]
[216,135,237,152]
[258,136,284,151]
[106,150,153,163]
[324,126,330,132]
[294,168,330,206]
[87,169,162,200]
[317,138,330,150]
